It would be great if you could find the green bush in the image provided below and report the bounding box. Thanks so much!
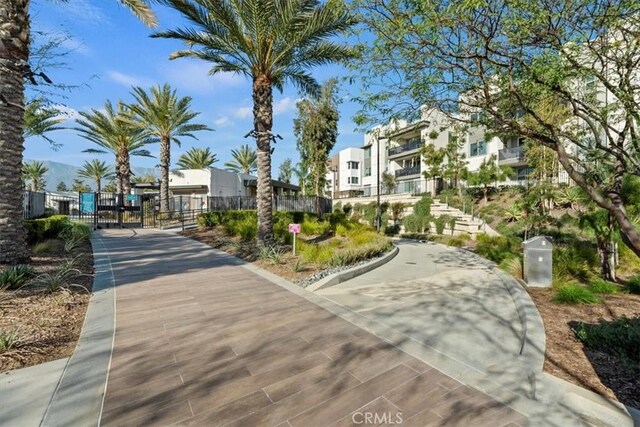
[23,215,70,243]
[475,234,521,264]
[33,239,62,255]
[384,224,400,236]
[588,279,620,294]
[553,283,600,304]
[574,317,640,363]
[626,275,640,294]
[301,218,331,236]
[0,265,35,290]
[553,245,597,283]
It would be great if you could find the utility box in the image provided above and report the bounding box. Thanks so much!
[523,236,553,287]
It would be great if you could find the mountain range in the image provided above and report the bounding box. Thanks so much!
[26,160,158,192]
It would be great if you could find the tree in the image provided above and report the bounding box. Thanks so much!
[224,145,257,174]
[71,178,91,193]
[154,0,355,245]
[177,147,217,169]
[293,163,311,196]
[294,78,341,196]
[77,159,115,194]
[354,0,640,257]
[56,181,68,192]
[131,173,158,184]
[22,161,48,192]
[24,98,65,149]
[128,84,211,212]
[381,171,396,195]
[421,145,445,197]
[442,136,468,197]
[0,0,157,264]
[103,180,118,193]
[467,155,513,203]
[278,158,293,184]
[76,101,152,196]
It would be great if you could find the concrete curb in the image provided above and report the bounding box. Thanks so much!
[41,233,116,427]
[306,246,399,292]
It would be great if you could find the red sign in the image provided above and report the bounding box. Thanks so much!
[288,223,301,233]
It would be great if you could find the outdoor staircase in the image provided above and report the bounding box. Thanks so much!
[402,200,499,236]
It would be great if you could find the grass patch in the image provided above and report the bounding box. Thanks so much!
[0,265,35,290]
[0,329,21,351]
[33,239,62,255]
[574,317,640,363]
[626,275,640,294]
[588,279,620,295]
[553,283,600,305]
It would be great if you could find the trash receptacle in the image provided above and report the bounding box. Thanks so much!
[523,236,553,287]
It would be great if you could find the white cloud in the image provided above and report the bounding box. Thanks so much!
[273,97,299,116]
[234,106,252,119]
[107,70,154,88]
[214,116,232,127]
[162,61,245,93]
[52,105,80,121]
[64,0,109,24]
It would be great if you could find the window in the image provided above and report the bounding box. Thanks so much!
[364,167,371,177]
[347,176,359,184]
[469,141,487,157]
[364,147,372,159]
[347,161,359,170]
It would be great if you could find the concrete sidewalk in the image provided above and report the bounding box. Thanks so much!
[95,229,528,426]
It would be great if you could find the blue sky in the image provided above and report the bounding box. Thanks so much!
[25,0,365,172]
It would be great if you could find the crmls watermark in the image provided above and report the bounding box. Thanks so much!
[352,411,403,425]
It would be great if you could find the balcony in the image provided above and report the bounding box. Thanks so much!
[387,139,422,158]
[498,146,526,166]
[394,165,421,178]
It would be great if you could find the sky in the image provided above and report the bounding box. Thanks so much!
[25,0,366,172]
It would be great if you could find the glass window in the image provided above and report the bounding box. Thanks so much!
[469,141,487,157]
[346,161,359,170]
[364,147,372,159]
[364,167,371,177]
[352,176,359,184]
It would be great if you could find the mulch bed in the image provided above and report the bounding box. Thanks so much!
[0,240,94,373]
[527,288,640,409]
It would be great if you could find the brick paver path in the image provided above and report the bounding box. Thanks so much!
[98,229,526,426]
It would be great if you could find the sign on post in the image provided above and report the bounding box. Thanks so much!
[289,223,301,256]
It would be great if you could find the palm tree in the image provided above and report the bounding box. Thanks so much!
[177,147,218,169]
[75,101,152,196]
[0,0,156,264]
[293,163,311,196]
[128,84,211,212]
[224,145,257,174]
[77,160,115,194]
[154,0,355,244]
[22,161,48,192]
[24,98,65,149]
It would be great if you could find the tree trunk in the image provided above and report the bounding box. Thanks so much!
[483,186,488,204]
[31,180,37,192]
[160,135,170,212]
[597,236,614,281]
[431,178,437,197]
[0,0,30,264]
[253,76,274,245]
[96,178,101,194]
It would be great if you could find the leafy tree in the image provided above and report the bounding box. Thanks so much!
[278,158,293,184]
[177,147,218,169]
[0,0,156,264]
[22,161,48,192]
[294,78,340,196]
[353,0,640,257]
[103,180,118,193]
[442,136,468,197]
[71,178,91,193]
[293,163,311,196]
[23,98,65,149]
[128,84,211,212]
[76,101,153,195]
[131,173,158,184]
[154,0,355,245]
[421,145,445,197]
[77,160,115,194]
[56,181,68,192]
[224,145,257,174]
[381,171,396,195]
[466,155,513,203]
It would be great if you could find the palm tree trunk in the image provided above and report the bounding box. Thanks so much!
[253,76,274,245]
[96,178,101,194]
[0,0,30,264]
[160,135,170,212]
[31,180,37,192]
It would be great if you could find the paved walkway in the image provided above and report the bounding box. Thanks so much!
[98,229,527,426]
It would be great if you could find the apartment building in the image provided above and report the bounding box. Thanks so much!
[325,147,365,198]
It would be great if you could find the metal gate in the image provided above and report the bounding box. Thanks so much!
[78,192,144,229]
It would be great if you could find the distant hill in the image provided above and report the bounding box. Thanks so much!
[25,160,159,191]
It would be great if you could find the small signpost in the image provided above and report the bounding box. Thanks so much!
[126,194,137,202]
[289,223,301,255]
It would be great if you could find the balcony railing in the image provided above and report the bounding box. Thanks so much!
[498,146,525,162]
[388,139,423,156]
[395,165,421,178]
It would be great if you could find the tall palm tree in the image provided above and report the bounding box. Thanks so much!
[22,160,48,192]
[128,84,211,212]
[24,98,65,149]
[75,101,152,196]
[177,147,218,169]
[224,145,257,174]
[77,159,115,194]
[0,0,156,264]
[154,0,355,244]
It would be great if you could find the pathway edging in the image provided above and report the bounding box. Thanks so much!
[41,233,116,427]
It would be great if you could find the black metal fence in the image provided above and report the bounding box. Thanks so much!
[207,195,331,214]
[23,191,45,219]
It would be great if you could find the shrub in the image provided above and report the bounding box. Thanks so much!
[553,283,600,304]
[553,245,597,283]
[301,218,331,236]
[626,275,640,294]
[0,329,21,351]
[343,203,353,216]
[258,245,285,265]
[291,257,306,273]
[0,265,35,290]
[23,215,70,243]
[384,224,400,236]
[588,279,620,295]
[33,239,62,255]
[235,218,258,241]
[574,317,640,363]
[403,214,431,234]
[60,222,91,252]
[475,234,521,264]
